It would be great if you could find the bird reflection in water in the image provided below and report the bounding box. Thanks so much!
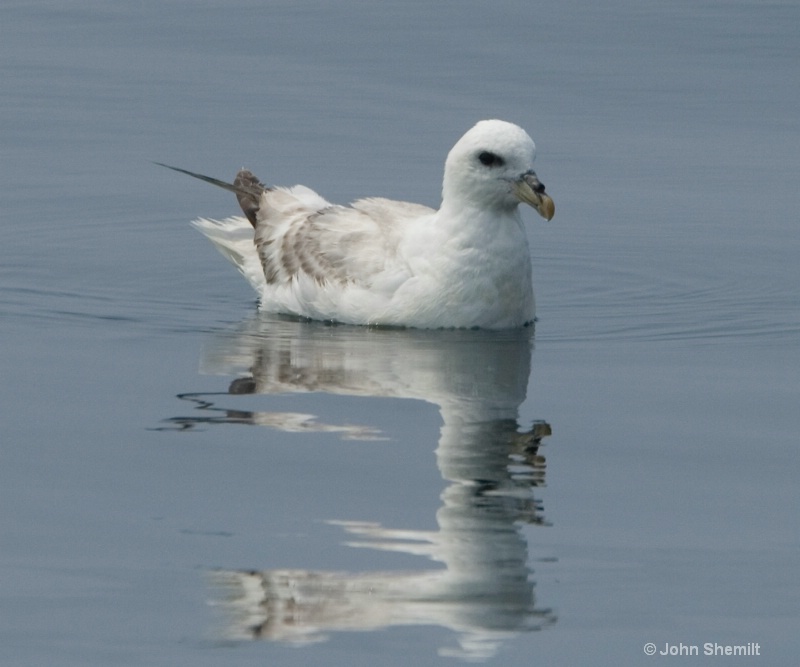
[164,315,556,660]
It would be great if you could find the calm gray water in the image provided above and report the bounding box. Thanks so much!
[1,1,798,665]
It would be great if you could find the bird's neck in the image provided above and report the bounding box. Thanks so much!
[435,200,525,245]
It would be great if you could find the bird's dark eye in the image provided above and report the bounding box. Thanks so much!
[478,151,504,167]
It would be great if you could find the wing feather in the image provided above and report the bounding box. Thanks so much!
[254,191,434,289]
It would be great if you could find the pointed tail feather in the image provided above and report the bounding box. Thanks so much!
[154,162,266,227]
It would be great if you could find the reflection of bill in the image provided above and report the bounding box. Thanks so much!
[175,315,556,659]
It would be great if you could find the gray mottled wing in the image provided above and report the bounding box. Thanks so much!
[254,193,433,288]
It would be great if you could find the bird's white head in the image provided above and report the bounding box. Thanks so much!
[441,119,555,220]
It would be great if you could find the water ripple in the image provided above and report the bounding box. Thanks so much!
[534,248,799,347]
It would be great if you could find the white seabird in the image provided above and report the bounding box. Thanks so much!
[159,119,555,329]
